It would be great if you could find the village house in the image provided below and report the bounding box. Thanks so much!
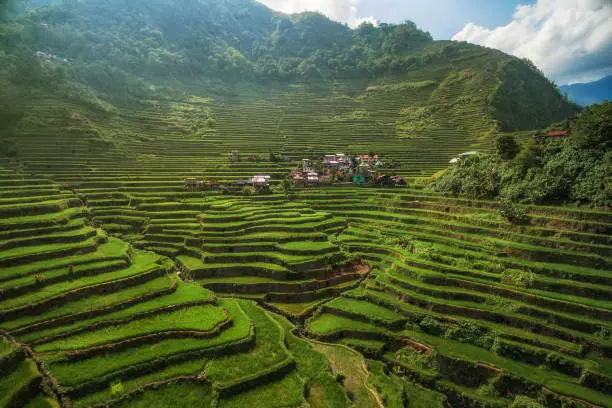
[323,153,348,168]
[306,172,320,185]
[290,171,306,187]
[358,154,383,168]
[352,174,367,184]
[534,130,569,142]
[250,175,271,192]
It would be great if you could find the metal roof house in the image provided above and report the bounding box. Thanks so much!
[450,151,483,164]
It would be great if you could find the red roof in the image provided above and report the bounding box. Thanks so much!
[547,131,568,137]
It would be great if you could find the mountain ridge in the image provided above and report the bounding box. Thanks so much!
[0,0,579,134]
[561,75,612,106]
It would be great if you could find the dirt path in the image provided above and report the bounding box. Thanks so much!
[311,341,384,408]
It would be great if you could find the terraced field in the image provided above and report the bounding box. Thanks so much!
[8,70,503,183]
[0,76,609,406]
[1,150,611,408]
[300,188,612,407]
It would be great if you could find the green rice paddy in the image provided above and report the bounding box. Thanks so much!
[0,79,610,407]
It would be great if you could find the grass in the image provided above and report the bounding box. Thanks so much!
[218,370,305,408]
[309,313,387,336]
[205,300,289,384]
[46,299,251,386]
[35,304,227,352]
[115,382,215,408]
[3,275,172,332]
[366,359,405,408]
[0,250,161,310]
[0,359,40,407]
[72,359,206,408]
[324,297,406,327]
[0,238,129,281]
[21,280,210,343]
[24,394,61,408]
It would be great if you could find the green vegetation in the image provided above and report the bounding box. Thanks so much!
[436,102,611,206]
[0,0,608,407]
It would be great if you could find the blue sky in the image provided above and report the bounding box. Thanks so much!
[355,0,536,40]
[257,0,612,85]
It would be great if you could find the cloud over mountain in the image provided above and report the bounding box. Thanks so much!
[452,0,612,85]
[256,0,376,28]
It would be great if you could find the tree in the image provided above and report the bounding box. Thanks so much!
[496,134,520,160]
[498,198,529,225]
[571,102,612,149]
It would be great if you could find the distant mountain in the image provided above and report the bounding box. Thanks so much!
[561,75,612,106]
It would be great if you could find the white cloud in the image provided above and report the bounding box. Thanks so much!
[256,0,377,28]
[452,0,612,84]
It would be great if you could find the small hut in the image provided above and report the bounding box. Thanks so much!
[252,175,271,192]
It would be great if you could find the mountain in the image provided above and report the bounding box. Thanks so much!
[561,75,612,106]
[0,0,578,133]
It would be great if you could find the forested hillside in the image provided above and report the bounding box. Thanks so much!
[0,0,577,135]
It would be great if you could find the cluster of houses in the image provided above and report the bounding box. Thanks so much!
[184,175,271,193]
[184,152,406,194]
[290,153,405,187]
[34,51,72,64]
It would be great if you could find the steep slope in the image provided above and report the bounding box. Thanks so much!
[0,0,577,141]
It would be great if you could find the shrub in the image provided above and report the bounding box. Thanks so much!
[496,134,520,160]
[334,371,346,384]
[501,269,536,288]
[418,246,442,262]
[486,296,520,313]
[498,198,529,225]
[510,396,545,408]
[324,252,349,266]
[419,316,446,336]
[444,322,496,349]
[110,380,124,397]
[241,186,256,196]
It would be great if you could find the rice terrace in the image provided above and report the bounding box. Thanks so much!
[0,0,611,407]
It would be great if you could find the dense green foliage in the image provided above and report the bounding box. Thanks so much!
[436,102,612,207]
[0,0,577,131]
